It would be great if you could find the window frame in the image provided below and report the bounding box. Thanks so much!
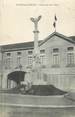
[28,56,33,65]
[67,46,75,67]
[52,48,60,67]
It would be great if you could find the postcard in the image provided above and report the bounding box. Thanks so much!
[0,0,75,117]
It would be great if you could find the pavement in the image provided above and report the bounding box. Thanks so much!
[0,93,75,108]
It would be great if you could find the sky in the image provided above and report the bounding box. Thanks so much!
[0,0,75,45]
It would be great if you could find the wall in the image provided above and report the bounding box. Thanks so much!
[0,47,2,89]
[1,34,75,90]
[39,35,75,90]
[1,48,34,88]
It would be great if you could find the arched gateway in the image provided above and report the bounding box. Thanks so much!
[7,71,26,89]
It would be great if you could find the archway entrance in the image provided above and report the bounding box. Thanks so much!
[7,71,26,89]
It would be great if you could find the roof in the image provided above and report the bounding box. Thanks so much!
[2,41,34,51]
[1,40,42,52]
[69,36,75,41]
[39,32,75,46]
[1,32,75,52]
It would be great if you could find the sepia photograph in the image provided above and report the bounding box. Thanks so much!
[0,0,75,117]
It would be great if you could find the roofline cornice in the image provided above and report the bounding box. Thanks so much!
[1,47,34,52]
[39,32,75,46]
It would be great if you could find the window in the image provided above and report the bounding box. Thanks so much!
[52,48,60,67]
[5,58,11,69]
[17,52,21,55]
[16,51,22,69]
[67,53,74,65]
[5,53,12,69]
[17,57,21,67]
[53,54,59,65]
[28,50,33,55]
[40,49,45,64]
[7,53,11,56]
[67,47,74,51]
[28,56,33,65]
[40,55,45,64]
[53,48,59,53]
[40,49,45,54]
[67,46,75,66]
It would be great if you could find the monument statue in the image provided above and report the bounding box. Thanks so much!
[30,15,42,57]
[30,15,46,85]
[8,16,42,91]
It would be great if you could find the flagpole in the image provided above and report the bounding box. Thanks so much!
[53,15,57,32]
[55,23,56,32]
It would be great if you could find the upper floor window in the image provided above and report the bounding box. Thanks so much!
[40,50,45,64]
[67,53,74,67]
[17,52,21,55]
[53,48,59,53]
[40,49,45,54]
[7,53,11,56]
[40,55,45,64]
[52,48,60,67]
[67,47,75,67]
[17,56,21,66]
[28,56,33,65]
[67,47,74,51]
[5,58,11,69]
[28,50,33,55]
[53,54,59,66]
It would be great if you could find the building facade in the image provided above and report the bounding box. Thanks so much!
[0,32,75,90]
